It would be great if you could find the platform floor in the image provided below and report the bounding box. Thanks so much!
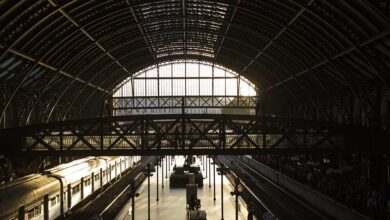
[115,156,250,220]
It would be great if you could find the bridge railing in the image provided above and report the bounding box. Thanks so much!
[113,96,257,115]
[0,114,388,156]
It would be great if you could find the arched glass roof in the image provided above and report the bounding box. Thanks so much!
[113,59,257,115]
[113,59,257,97]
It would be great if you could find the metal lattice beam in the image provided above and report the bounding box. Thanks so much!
[1,114,389,156]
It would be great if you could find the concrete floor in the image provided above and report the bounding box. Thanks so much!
[115,156,250,220]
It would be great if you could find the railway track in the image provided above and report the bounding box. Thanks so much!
[219,156,334,220]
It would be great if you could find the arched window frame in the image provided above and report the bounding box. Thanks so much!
[112,59,258,115]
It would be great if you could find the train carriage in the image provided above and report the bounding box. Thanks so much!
[0,156,140,220]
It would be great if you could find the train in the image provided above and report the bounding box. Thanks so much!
[0,156,141,220]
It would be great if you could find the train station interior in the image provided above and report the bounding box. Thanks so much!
[1,0,390,219]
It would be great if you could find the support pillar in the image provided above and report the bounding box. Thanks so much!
[165,156,168,178]
[213,156,216,201]
[209,156,211,188]
[161,158,164,189]
[156,160,159,201]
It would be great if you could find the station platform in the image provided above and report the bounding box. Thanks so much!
[115,156,251,220]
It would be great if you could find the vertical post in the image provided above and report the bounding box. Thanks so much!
[100,168,103,188]
[165,156,168,178]
[120,159,123,176]
[131,180,136,220]
[203,155,205,171]
[209,156,211,187]
[161,157,164,188]
[234,178,241,220]
[67,184,72,209]
[43,194,49,220]
[80,177,84,200]
[220,163,224,220]
[91,172,95,192]
[147,163,151,220]
[168,155,171,171]
[109,164,112,181]
[115,161,118,178]
[156,159,159,201]
[219,119,226,149]
[205,155,208,178]
[213,156,216,201]
[59,181,64,217]
[235,186,239,220]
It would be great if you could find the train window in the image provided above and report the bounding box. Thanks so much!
[50,197,56,207]
[72,185,80,194]
[95,174,100,181]
[57,195,60,203]
[27,204,42,219]
[63,192,67,201]
[34,206,42,216]
[28,209,34,219]
[85,179,91,186]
